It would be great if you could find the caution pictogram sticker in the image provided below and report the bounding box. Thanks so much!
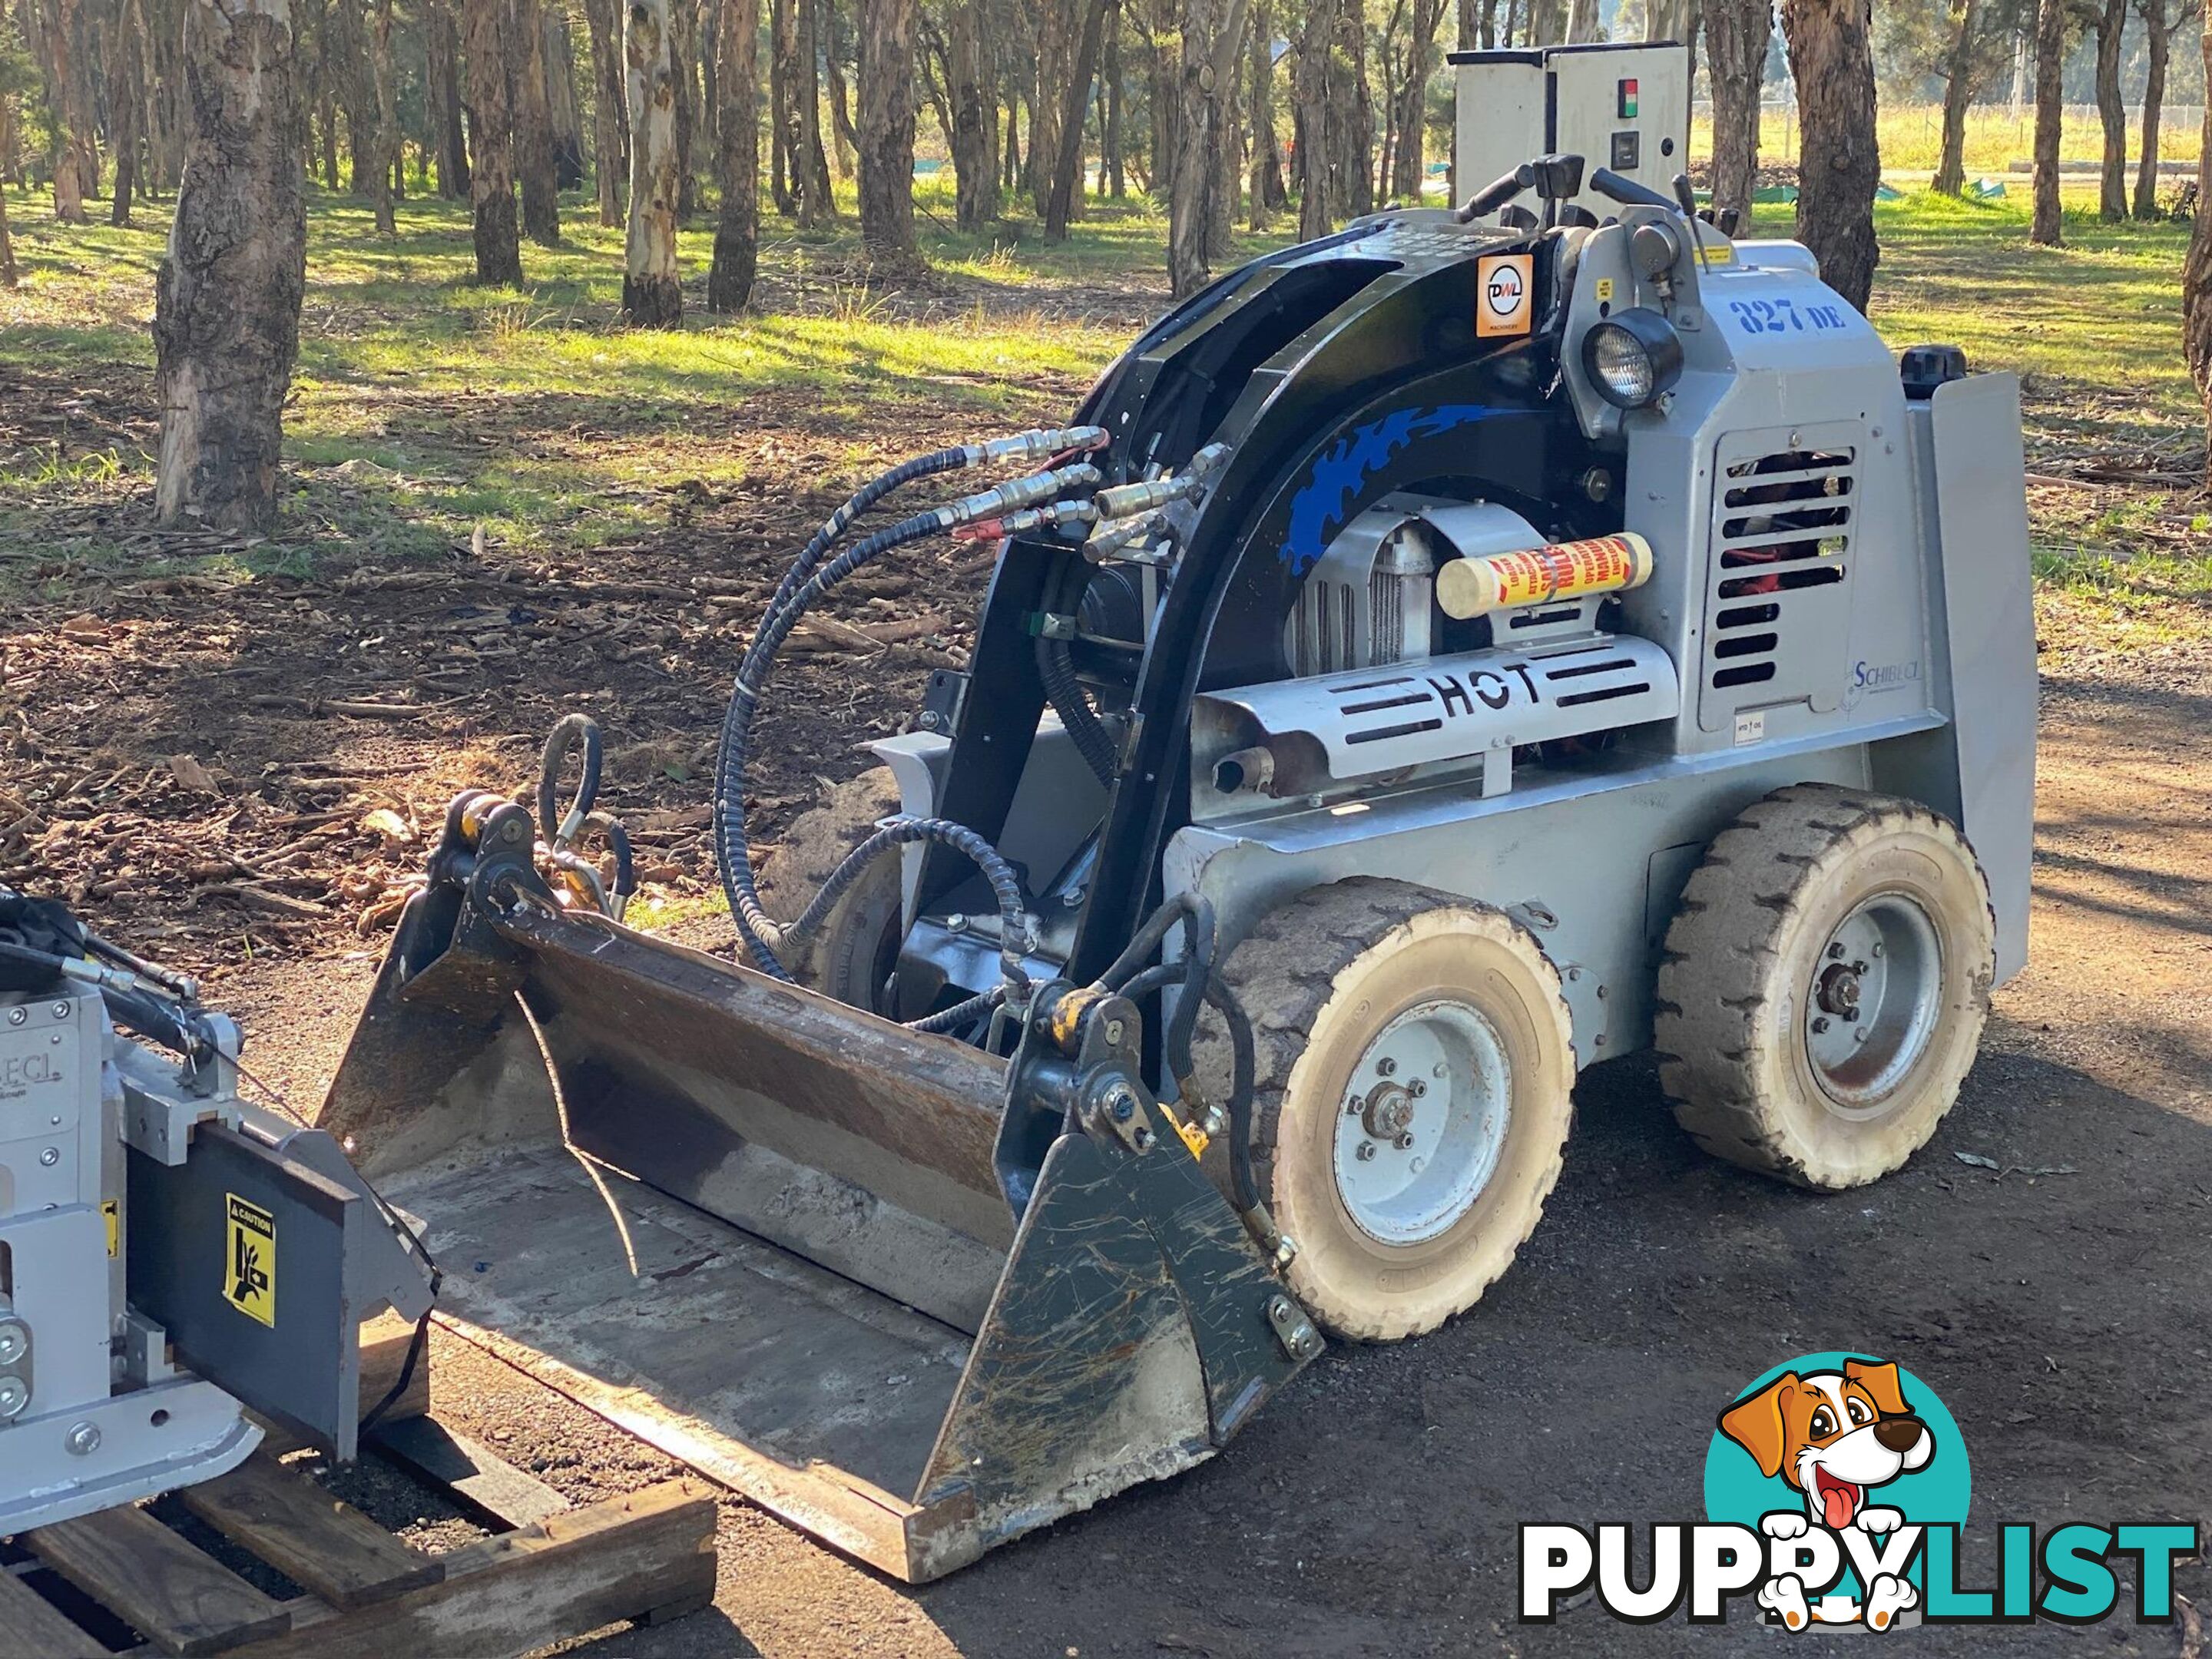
[1476,253,1535,338]
[224,1192,277,1328]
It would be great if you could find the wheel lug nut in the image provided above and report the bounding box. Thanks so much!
[1812,1017,1831,1034]
[1828,942,1846,960]
[1853,1026,1870,1044]
[1356,1141,1376,1161]
[1376,1058,1396,1077]
[1870,942,1884,958]
[1409,1155,1426,1173]
[1851,961,1868,975]
[1408,1079,1427,1098]
[1392,1132,1414,1151]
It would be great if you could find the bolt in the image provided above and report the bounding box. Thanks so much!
[38,1147,58,1167]
[51,1002,69,1019]
[1433,1061,1447,1078]
[1103,1018,1125,1046]
[1346,1096,1362,1116]
[1811,1017,1831,1035]
[1408,1079,1428,1098]
[1376,1058,1397,1078]
[1828,942,1847,960]
[1853,1027,1871,1045]
[1132,1126,1154,1151]
[6,1007,23,1026]
[0,1323,26,1366]
[918,710,941,730]
[1409,1156,1426,1174]
[1393,1132,1415,1151]
[1356,1141,1376,1162]
[1108,1089,1135,1122]
[500,819,526,844]
[1870,942,1885,959]
[0,1378,26,1419]
[65,1421,101,1456]
[1851,961,1868,976]
[945,912,969,933]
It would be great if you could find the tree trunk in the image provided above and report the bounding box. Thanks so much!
[45,0,92,218]
[1931,0,1975,197]
[154,0,306,533]
[513,0,561,240]
[1781,0,1877,310]
[2028,0,2064,244]
[625,0,682,321]
[2087,0,2124,220]
[0,100,17,285]
[669,0,699,216]
[1028,0,1069,214]
[796,0,834,223]
[1388,0,1444,200]
[369,0,399,230]
[769,0,797,210]
[1704,0,1765,229]
[710,0,760,308]
[328,0,373,192]
[464,0,525,283]
[582,0,624,219]
[1246,0,1277,226]
[426,0,472,197]
[2132,0,2171,220]
[856,0,921,275]
[545,8,587,186]
[1526,0,1563,41]
[946,0,998,226]
[1043,0,1111,237]
[1104,0,1126,196]
[1565,0,1597,41]
[2184,22,2212,479]
[1167,0,1248,294]
[110,0,147,225]
[826,0,859,177]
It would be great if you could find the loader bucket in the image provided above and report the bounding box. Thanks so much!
[320,823,1316,1581]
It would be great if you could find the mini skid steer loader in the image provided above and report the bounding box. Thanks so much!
[319,152,2035,1579]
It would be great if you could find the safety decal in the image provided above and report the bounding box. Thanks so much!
[103,1199,119,1259]
[1477,253,1535,338]
[224,1193,277,1328]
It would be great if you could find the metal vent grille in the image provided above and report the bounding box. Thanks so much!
[1697,428,1862,731]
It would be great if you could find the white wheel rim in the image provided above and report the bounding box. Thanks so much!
[1803,891,1945,1110]
[1332,998,1512,1245]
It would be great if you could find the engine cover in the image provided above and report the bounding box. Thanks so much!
[1193,633,1681,813]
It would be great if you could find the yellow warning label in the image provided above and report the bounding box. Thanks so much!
[102,1199,119,1259]
[224,1193,277,1328]
[1594,277,1616,303]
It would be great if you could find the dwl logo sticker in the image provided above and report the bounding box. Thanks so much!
[1520,1353,2196,1629]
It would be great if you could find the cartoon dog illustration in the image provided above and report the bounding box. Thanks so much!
[1718,1359,1936,1631]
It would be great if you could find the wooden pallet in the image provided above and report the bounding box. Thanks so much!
[2,1320,719,1658]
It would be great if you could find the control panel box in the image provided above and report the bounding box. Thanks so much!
[1452,41,1691,210]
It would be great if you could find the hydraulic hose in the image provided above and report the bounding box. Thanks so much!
[716,456,1103,1009]
[537,714,605,849]
[1037,632,1120,786]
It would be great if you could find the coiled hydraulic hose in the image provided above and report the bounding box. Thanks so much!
[716,455,1104,1009]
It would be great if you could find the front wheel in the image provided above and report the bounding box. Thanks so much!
[1205,879,1577,1343]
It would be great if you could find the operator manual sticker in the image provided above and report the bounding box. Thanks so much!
[1477,253,1534,338]
[224,1193,278,1328]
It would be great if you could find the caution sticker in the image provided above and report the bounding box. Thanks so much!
[1594,277,1615,303]
[1476,253,1535,338]
[103,1199,119,1259]
[224,1193,277,1328]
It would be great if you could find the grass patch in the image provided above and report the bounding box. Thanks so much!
[2,170,2204,611]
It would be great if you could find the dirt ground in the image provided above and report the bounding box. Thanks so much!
[8,386,2212,1651]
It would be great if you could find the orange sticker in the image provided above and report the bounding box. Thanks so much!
[1476,253,1535,338]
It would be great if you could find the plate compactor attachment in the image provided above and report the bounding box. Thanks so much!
[321,750,1319,1581]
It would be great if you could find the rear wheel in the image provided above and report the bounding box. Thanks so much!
[1208,879,1577,1342]
[1654,784,1995,1190]
[757,767,905,1015]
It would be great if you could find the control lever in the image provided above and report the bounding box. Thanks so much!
[1672,172,1710,270]
[1587,167,1676,210]
[1456,162,1535,224]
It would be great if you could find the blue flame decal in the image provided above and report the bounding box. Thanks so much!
[1281,403,1497,575]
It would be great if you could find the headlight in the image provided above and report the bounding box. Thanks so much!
[1581,306,1684,409]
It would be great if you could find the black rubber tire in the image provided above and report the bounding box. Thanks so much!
[1654,783,1996,1190]
[1202,877,1576,1343]
[756,767,905,1014]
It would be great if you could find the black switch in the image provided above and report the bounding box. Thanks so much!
[1611,131,1641,171]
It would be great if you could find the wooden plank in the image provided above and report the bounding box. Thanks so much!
[27,1506,292,1657]
[176,1454,444,1611]
[0,1569,108,1659]
[367,1416,567,1530]
[229,1480,718,1659]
